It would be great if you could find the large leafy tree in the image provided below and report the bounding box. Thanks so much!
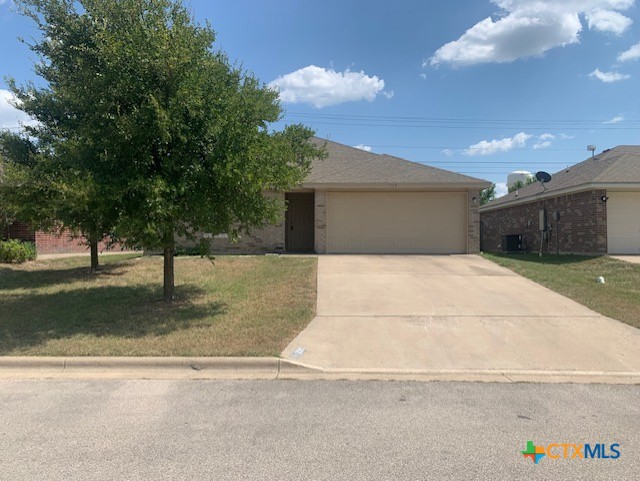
[12,0,324,300]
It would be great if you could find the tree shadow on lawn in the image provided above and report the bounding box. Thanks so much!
[0,284,226,355]
[0,262,128,291]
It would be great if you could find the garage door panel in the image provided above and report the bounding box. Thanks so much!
[326,192,467,254]
[608,192,640,254]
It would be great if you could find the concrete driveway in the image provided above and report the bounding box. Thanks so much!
[282,255,640,377]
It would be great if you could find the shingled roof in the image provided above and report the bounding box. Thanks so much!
[481,145,640,211]
[303,138,490,188]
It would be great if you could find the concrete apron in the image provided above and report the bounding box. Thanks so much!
[282,255,640,383]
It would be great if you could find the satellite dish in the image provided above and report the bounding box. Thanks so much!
[536,171,552,183]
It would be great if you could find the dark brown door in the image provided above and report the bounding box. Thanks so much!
[285,193,315,252]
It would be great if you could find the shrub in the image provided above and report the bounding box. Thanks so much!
[0,240,37,263]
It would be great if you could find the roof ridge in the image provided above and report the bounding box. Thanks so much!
[314,136,382,156]
[482,145,640,209]
[379,153,488,183]
[592,151,630,183]
[309,137,384,183]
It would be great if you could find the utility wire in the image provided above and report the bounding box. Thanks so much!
[285,111,640,124]
[283,119,640,130]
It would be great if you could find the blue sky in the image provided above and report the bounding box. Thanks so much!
[2,0,640,196]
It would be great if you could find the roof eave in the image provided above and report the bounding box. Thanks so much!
[480,182,640,212]
[302,181,492,190]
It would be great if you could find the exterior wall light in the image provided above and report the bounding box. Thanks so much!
[601,195,609,202]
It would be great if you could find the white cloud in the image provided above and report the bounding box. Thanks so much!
[618,42,640,61]
[0,89,36,130]
[558,133,574,139]
[429,0,634,67]
[419,73,427,79]
[603,114,624,123]
[495,182,509,198]
[464,132,532,156]
[533,140,552,149]
[442,149,454,157]
[269,66,388,108]
[533,133,555,149]
[586,9,633,34]
[353,144,373,152]
[589,67,630,82]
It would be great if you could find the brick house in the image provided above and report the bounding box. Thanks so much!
[480,146,640,255]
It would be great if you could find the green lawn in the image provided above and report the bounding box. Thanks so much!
[484,253,640,329]
[0,254,317,356]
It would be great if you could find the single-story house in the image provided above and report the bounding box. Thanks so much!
[4,138,490,255]
[208,138,490,254]
[480,145,640,255]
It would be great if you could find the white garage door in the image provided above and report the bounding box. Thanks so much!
[608,192,640,254]
[326,191,467,254]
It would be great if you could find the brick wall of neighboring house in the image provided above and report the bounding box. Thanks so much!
[35,230,129,255]
[3,221,129,255]
[2,221,35,242]
[480,189,608,255]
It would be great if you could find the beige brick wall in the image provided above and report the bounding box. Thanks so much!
[177,192,286,254]
[314,190,326,254]
[206,220,285,254]
[467,190,481,254]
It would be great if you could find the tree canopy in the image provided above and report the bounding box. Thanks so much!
[9,0,325,299]
[508,177,536,193]
[480,183,496,206]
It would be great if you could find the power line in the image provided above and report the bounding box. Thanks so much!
[284,119,639,131]
[285,111,640,124]
[414,161,570,165]
[366,146,583,151]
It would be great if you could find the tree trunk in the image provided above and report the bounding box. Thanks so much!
[163,245,175,302]
[90,240,99,273]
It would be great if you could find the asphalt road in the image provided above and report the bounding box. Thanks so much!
[1,380,637,480]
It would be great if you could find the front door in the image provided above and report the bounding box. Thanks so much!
[285,193,315,252]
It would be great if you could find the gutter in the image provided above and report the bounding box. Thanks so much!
[302,182,491,191]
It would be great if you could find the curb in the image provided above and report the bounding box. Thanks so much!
[1,357,639,384]
[0,357,288,380]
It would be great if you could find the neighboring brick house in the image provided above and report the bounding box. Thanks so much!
[2,222,127,255]
[199,138,490,255]
[480,146,640,255]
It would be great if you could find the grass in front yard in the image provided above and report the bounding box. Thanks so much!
[484,253,640,329]
[0,254,317,356]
